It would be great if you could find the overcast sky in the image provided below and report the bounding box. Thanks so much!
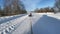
[0,0,55,11]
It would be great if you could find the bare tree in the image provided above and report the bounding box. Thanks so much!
[3,0,27,16]
[54,0,60,13]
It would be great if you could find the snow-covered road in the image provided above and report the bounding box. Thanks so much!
[11,13,43,34]
[12,13,60,34]
[33,15,60,34]
[0,13,60,34]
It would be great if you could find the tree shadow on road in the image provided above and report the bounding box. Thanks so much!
[32,15,60,34]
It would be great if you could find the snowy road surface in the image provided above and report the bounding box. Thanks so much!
[0,13,60,34]
[12,13,42,34]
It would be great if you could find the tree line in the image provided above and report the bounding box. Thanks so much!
[34,7,54,13]
[0,0,27,16]
[34,0,60,13]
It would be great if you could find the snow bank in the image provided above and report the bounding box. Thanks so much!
[47,13,60,19]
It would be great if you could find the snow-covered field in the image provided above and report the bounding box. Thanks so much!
[0,13,60,34]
